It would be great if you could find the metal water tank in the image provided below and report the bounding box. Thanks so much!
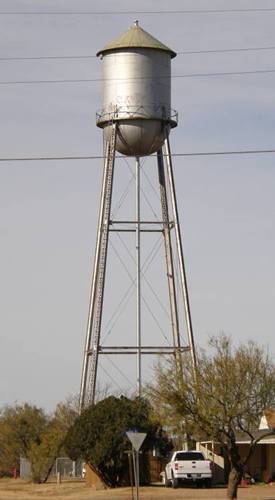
[96,21,177,156]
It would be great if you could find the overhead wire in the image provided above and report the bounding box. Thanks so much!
[1,8,275,14]
[179,46,275,55]
[1,149,275,164]
[1,45,275,61]
[1,68,275,85]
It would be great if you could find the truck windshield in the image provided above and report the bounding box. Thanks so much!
[175,452,205,461]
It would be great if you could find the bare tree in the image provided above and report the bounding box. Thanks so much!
[148,334,275,499]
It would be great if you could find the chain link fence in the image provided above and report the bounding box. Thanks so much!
[20,457,85,479]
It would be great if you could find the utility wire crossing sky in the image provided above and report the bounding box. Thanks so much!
[0,0,274,410]
[1,149,275,163]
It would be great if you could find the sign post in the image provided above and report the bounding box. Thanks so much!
[125,451,134,500]
[126,431,147,500]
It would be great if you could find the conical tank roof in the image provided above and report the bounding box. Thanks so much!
[96,21,176,58]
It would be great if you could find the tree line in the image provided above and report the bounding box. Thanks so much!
[1,334,274,499]
[0,396,78,482]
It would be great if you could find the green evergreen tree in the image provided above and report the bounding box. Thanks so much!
[64,396,171,486]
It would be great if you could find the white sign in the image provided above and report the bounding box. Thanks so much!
[126,431,147,451]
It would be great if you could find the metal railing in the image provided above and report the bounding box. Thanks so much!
[96,105,178,127]
[197,443,225,469]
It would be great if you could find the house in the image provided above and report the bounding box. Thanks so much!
[237,409,275,482]
[197,410,275,484]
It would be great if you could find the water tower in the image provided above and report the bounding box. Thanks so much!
[79,22,196,410]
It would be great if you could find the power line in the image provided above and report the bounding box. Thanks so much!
[0,149,275,163]
[0,8,275,14]
[1,45,275,61]
[179,46,275,55]
[0,55,98,61]
[1,68,275,85]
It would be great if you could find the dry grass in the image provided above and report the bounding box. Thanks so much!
[0,479,275,500]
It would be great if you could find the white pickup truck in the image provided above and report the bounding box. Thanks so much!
[164,450,213,488]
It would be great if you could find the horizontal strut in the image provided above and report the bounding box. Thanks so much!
[109,228,163,233]
[98,351,189,355]
[110,220,174,225]
[87,346,191,355]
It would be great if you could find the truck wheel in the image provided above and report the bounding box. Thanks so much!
[164,472,171,487]
[205,479,212,488]
[171,474,178,488]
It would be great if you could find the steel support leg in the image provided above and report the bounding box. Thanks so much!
[163,131,197,373]
[79,123,117,411]
[157,149,181,351]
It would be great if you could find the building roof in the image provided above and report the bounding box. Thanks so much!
[199,431,275,445]
[96,21,177,58]
[236,430,275,444]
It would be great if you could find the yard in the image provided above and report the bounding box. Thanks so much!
[1,480,275,500]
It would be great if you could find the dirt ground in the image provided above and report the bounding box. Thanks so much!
[1,479,275,500]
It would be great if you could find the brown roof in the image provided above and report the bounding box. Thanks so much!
[97,22,176,58]
[236,430,275,443]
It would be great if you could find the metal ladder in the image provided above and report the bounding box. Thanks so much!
[87,123,117,404]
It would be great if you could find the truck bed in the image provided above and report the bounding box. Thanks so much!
[165,450,212,488]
